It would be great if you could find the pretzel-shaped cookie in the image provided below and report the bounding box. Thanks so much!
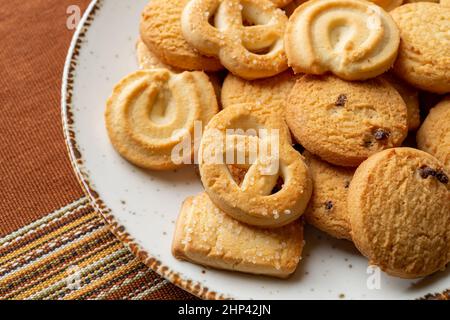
[285,0,400,80]
[105,69,218,170]
[199,104,312,228]
[182,0,289,80]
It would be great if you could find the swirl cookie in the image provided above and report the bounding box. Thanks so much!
[199,104,312,228]
[348,148,450,278]
[172,193,304,278]
[285,0,400,80]
[390,3,450,94]
[221,71,298,115]
[382,73,420,131]
[417,97,450,170]
[182,0,289,80]
[303,151,354,240]
[105,69,218,170]
[286,75,408,167]
[140,0,222,71]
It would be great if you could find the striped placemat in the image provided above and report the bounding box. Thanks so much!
[0,197,195,300]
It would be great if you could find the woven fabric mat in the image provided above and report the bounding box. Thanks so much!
[0,0,195,300]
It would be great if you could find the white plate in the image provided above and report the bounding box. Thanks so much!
[62,0,449,300]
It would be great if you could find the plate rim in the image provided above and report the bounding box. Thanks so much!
[60,0,226,300]
[60,0,449,301]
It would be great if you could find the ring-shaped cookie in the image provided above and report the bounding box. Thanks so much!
[199,104,312,228]
[182,0,289,80]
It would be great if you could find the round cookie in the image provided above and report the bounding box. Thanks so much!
[136,39,223,107]
[136,39,180,72]
[286,75,408,167]
[303,151,354,240]
[417,97,450,170]
[390,3,450,94]
[348,148,450,279]
[221,71,298,115]
[382,73,420,131]
[140,0,223,71]
[285,0,400,80]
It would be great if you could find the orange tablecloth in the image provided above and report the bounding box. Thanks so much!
[0,0,195,300]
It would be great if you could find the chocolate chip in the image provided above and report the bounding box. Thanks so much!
[419,166,436,179]
[436,170,449,184]
[335,94,347,107]
[292,143,304,154]
[373,128,390,141]
[363,138,374,148]
[325,201,333,210]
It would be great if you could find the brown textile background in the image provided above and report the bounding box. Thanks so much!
[0,0,194,300]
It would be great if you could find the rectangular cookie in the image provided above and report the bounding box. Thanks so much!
[172,193,304,278]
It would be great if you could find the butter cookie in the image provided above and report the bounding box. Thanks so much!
[285,0,400,80]
[105,69,218,170]
[348,148,450,278]
[286,75,408,167]
[172,193,304,278]
[390,3,450,93]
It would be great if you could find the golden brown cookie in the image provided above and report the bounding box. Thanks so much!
[136,39,180,72]
[286,75,408,167]
[417,97,450,170]
[199,104,312,228]
[303,151,354,240]
[140,0,222,71]
[390,3,450,94]
[369,0,402,11]
[348,148,450,279]
[221,71,298,115]
[172,193,304,278]
[382,73,420,131]
[105,69,218,170]
[136,39,224,108]
[181,0,289,80]
[285,0,400,80]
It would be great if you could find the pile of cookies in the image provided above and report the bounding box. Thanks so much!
[105,0,450,279]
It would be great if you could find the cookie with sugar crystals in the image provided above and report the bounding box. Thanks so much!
[140,0,222,71]
[181,0,289,80]
[348,148,450,279]
[286,75,408,167]
[390,3,450,93]
[417,97,450,170]
[199,104,312,228]
[303,151,354,240]
[172,193,304,278]
[285,0,400,80]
